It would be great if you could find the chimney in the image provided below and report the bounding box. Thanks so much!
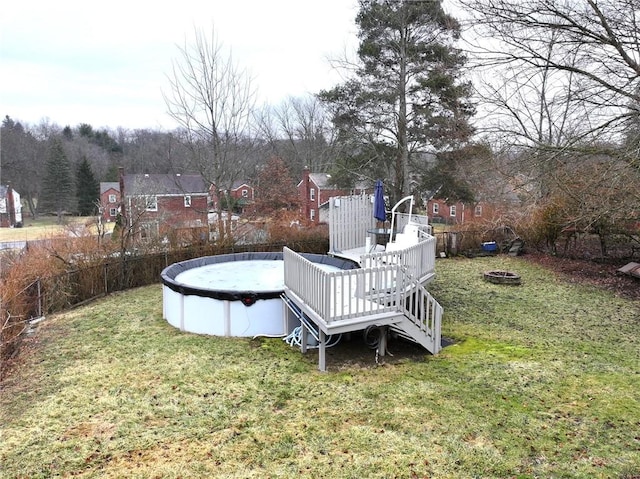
[118,167,125,196]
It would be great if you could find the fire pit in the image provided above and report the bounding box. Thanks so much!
[483,270,521,285]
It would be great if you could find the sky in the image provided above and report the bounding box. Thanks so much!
[0,0,360,131]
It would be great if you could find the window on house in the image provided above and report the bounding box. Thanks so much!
[242,189,248,197]
[450,205,457,217]
[109,207,117,217]
[184,195,191,207]
[475,204,482,217]
[310,209,316,221]
[145,196,157,211]
[433,203,439,215]
[310,188,315,201]
[108,194,116,203]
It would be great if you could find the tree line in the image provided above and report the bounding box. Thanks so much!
[1,0,638,256]
[0,93,335,222]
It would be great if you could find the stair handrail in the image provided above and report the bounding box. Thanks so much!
[394,263,443,353]
[388,195,415,244]
[360,254,441,352]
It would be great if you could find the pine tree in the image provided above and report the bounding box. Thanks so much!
[39,139,75,223]
[319,0,475,204]
[75,156,99,216]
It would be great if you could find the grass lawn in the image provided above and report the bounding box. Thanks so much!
[1,256,638,478]
[0,216,112,242]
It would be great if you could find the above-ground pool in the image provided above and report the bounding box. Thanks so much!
[161,251,358,337]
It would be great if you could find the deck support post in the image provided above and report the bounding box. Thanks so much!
[300,322,308,354]
[318,330,327,372]
[378,326,388,357]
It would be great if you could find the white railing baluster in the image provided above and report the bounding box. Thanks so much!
[329,194,377,253]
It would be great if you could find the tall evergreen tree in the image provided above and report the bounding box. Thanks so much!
[75,156,99,216]
[319,0,474,204]
[39,139,75,223]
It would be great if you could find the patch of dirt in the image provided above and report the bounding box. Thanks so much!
[305,332,436,371]
[522,252,640,300]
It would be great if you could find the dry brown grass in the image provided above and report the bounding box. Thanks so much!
[0,216,113,242]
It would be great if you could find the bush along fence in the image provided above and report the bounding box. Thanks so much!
[0,239,329,377]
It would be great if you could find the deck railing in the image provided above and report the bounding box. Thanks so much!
[360,235,436,284]
[397,269,443,353]
[284,247,403,322]
[328,194,432,254]
[328,194,376,254]
[393,213,432,235]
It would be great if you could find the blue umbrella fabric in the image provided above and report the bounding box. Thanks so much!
[373,180,386,223]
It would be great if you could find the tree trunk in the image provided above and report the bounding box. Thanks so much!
[396,23,410,209]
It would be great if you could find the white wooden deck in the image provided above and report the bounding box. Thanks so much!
[283,244,442,371]
[283,193,443,371]
[284,248,407,334]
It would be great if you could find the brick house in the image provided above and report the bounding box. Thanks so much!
[426,199,475,225]
[210,180,255,214]
[426,192,520,226]
[105,169,211,241]
[99,182,121,223]
[298,168,369,224]
[0,184,22,227]
[230,181,254,202]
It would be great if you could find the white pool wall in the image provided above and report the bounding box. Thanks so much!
[163,286,285,336]
[161,251,358,338]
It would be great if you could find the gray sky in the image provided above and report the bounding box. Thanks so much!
[1,0,359,130]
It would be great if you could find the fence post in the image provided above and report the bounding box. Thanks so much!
[104,263,109,295]
[36,279,42,318]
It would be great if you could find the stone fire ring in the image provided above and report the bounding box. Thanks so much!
[483,270,521,285]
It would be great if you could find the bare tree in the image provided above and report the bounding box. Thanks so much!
[118,129,188,175]
[461,0,640,145]
[254,95,336,178]
[459,0,640,254]
[471,33,593,199]
[164,26,257,240]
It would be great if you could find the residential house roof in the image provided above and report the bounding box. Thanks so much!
[123,174,208,196]
[0,185,20,196]
[100,182,120,194]
[230,180,252,190]
[308,173,334,189]
[299,173,369,191]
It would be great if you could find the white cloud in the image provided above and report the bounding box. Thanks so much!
[0,0,358,130]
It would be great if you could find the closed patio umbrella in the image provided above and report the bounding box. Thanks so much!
[373,180,386,223]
